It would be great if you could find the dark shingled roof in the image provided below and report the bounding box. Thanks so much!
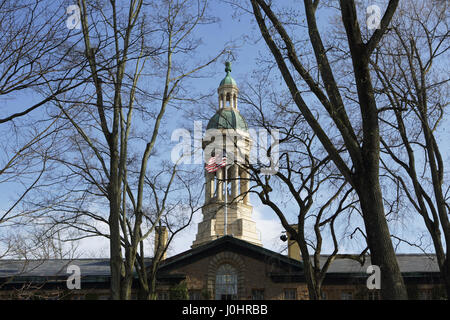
[0,258,152,279]
[319,254,440,274]
[0,236,440,281]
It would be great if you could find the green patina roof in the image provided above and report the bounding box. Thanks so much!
[206,108,248,131]
[219,61,237,87]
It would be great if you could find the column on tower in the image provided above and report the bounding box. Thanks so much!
[205,171,214,202]
[231,163,239,200]
[220,89,238,109]
[241,164,250,205]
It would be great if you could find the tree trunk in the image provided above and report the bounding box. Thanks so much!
[147,261,159,300]
[296,221,321,300]
[120,274,133,300]
[442,258,450,299]
[301,256,320,300]
[356,176,408,299]
[108,97,123,299]
[108,170,122,300]
[339,3,408,297]
[149,276,158,300]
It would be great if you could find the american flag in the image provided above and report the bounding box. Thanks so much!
[205,154,227,173]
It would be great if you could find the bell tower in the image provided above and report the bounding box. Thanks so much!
[192,62,262,248]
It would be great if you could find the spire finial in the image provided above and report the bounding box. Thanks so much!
[225,61,232,73]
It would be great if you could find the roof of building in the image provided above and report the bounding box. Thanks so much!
[0,258,152,279]
[159,235,303,272]
[318,254,440,274]
[206,108,248,131]
[0,236,440,282]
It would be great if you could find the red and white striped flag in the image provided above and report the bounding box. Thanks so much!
[205,155,227,173]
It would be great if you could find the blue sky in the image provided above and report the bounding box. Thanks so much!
[1,0,448,258]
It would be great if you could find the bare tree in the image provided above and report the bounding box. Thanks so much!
[133,167,203,300]
[19,0,225,299]
[0,0,88,235]
[0,0,87,123]
[245,0,408,299]
[371,0,450,297]
[237,79,365,299]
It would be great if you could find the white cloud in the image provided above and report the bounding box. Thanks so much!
[252,206,285,253]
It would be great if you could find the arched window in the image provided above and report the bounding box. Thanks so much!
[215,264,237,300]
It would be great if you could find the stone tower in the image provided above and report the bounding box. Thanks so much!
[192,62,262,248]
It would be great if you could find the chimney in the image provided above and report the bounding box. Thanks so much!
[287,225,302,261]
[154,226,168,260]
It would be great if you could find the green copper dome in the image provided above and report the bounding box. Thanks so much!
[219,61,237,87]
[206,108,248,131]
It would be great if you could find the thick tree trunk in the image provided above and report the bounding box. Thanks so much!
[356,176,408,299]
[296,225,321,300]
[443,258,450,299]
[120,247,139,300]
[301,256,320,300]
[120,275,133,300]
[109,121,122,299]
[136,267,151,300]
[147,261,159,300]
[422,128,450,299]
[109,177,122,300]
[148,276,157,300]
[424,222,449,298]
[340,3,408,297]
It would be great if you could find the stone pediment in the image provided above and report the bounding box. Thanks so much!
[159,235,303,273]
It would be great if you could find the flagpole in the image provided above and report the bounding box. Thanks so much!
[224,162,227,236]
